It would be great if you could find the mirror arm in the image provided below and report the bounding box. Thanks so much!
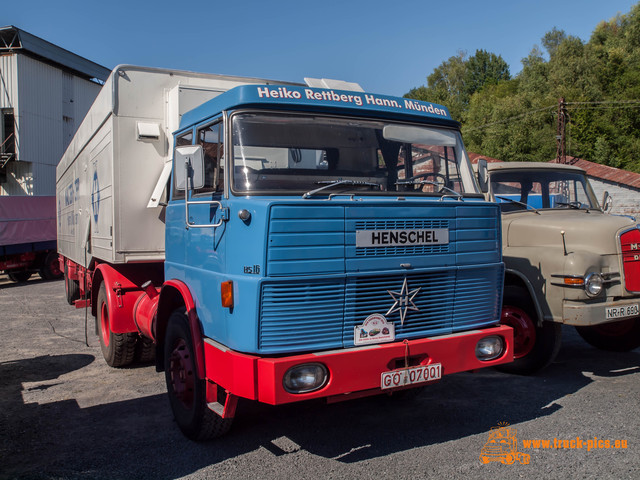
[184,158,191,228]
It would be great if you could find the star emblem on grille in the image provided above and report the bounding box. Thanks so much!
[386,278,421,325]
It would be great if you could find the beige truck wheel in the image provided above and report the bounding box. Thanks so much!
[575,319,640,352]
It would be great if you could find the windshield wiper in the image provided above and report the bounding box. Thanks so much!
[556,201,587,211]
[302,179,381,198]
[395,179,463,200]
[495,196,540,214]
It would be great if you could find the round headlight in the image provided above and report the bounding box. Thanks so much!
[584,273,604,297]
[283,363,328,394]
[475,335,505,361]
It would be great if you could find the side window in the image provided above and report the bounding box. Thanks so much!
[197,122,224,194]
[172,131,193,200]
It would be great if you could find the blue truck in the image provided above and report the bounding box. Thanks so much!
[57,66,513,440]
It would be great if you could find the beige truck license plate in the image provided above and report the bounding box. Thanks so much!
[605,303,639,320]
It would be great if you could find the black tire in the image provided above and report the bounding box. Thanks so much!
[164,308,232,440]
[38,251,63,280]
[575,318,640,352]
[64,262,81,305]
[97,283,136,367]
[7,271,32,282]
[135,335,156,363]
[497,285,562,375]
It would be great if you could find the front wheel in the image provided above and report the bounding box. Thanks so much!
[575,319,640,352]
[497,286,562,375]
[164,308,232,440]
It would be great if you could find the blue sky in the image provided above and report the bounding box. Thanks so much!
[4,0,638,96]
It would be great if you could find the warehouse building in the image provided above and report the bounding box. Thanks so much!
[0,25,110,196]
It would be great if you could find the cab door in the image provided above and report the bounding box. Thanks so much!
[167,120,228,337]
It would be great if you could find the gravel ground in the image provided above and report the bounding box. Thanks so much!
[0,274,639,479]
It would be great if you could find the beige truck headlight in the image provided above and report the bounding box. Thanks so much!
[552,272,607,297]
[584,273,604,297]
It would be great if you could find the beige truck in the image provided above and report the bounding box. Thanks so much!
[476,160,640,374]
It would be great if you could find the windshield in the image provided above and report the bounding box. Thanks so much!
[489,169,599,212]
[231,112,477,196]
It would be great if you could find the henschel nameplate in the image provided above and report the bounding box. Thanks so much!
[356,229,449,247]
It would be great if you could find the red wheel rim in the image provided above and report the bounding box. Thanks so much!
[100,301,110,347]
[593,319,635,337]
[501,305,536,358]
[169,339,195,409]
[49,259,62,277]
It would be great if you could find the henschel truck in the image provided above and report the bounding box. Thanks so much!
[476,160,640,374]
[56,65,513,440]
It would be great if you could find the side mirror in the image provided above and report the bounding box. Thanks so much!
[601,191,613,213]
[174,145,205,191]
[477,158,489,193]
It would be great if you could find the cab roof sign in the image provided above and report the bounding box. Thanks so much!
[179,85,454,130]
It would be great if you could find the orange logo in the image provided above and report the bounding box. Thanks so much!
[480,423,531,465]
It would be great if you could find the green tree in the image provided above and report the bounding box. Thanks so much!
[464,50,511,98]
[407,2,640,172]
[405,49,510,122]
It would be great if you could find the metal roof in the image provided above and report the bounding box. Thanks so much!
[485,161,584,173]
[0,25,110,82]
[557,156,640,189]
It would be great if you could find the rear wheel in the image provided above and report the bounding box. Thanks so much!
[97,283,136,367]
[135,336,156,363]
[38,251,63,280]
[575,318,640,352]
[497,285,562,375]
[164,308,232,440]
[64,262,81,305]
[7,271,32,283]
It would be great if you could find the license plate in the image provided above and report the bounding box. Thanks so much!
[381,364,442,390]
[606,304,639,320]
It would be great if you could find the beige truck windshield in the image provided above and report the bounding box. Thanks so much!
[490,169,598,211]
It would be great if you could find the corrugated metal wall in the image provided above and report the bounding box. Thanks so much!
[0,55,19,109]
[17,54,64,195]
[589,177,640,219]
[1,53,103,196]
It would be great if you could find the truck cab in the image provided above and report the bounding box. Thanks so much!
[477,160,640,374]
[154,85,513,438]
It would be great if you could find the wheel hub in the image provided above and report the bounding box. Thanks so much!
[48,258,62,277]
[169,339,195,409]
[501,305,536,358]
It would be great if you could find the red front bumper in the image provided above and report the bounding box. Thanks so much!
[204,325,513,405]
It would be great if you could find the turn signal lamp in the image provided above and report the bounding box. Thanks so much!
[221,281,234,308]
[555,274,604,297]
